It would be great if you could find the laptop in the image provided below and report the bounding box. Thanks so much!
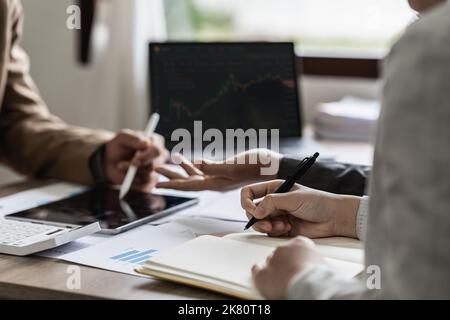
[149,42,321,159]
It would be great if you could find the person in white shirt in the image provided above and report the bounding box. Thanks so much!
[239,0,450,299]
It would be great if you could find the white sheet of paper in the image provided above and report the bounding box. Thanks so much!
[152,188,247,222]
[60,217,247,277]
[37,234,109,259]
[0,182,87,218]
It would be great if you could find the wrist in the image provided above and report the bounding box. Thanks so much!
[332,195,360,238]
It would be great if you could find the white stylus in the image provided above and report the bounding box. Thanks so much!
[119,113,160,199]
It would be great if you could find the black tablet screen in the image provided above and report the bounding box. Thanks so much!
[7,188,195,230]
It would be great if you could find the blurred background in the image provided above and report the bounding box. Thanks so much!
[0,0,415,184]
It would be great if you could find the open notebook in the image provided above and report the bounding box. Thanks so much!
[135,233,364,299]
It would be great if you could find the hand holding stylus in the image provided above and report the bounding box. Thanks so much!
[119,113,160,199]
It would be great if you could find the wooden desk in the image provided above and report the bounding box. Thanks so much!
[0,181,226,300]
[0,139,373,300]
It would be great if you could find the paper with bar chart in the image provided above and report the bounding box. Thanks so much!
[60,217,246,277]
[110,249,158,266]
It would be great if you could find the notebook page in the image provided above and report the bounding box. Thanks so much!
[146,235,273,288]
[225,233,364,264]
[142,263,261,299]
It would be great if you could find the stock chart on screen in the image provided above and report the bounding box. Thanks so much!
[149,43,302,146]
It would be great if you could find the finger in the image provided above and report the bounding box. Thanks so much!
[271,219,291,234]
[170,153,187,165]
[265,252,274,265]
[150,133,165,147]
[253,192,301,219]
[243,180,286,200]
[137,163,153,173]
[116,130,149,150]
[117,161,131,172]
[180,160,203,176]
[132,171,152,185]
[150,135,169,165]
[240,180,285,214]
[252,263,270,291]
[135,165,154,181]
[171,153,203,176]
[133,175,151,187]
[132,171,159,192]
[155,166,186,180]
[132,147,160,166]
[251,263,264,276]
[261,219,291,237]
[251,220,273,233]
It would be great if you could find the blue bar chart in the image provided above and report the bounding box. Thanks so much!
[110,249,158,265]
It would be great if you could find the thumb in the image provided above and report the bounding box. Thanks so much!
[253,193,301,219]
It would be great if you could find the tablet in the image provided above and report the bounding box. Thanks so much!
[6,188,198,234]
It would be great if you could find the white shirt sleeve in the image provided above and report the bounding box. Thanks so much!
[287,265,370,300]
[356,196,370,241]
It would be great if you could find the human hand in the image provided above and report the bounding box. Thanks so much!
[155,149,282,192]
[252,237,326,299]
[241,180,361,238]
[103,130,168,192]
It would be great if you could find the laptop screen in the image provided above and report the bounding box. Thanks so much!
[149,42,302,147]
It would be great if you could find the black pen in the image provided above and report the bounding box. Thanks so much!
[244,152,319,230]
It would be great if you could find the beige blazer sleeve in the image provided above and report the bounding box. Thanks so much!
[0,0,113,185]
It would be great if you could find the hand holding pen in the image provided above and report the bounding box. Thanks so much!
[244,153,319,230]
[241,152,362,239]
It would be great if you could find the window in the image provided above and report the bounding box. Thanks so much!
[163,0,416,58]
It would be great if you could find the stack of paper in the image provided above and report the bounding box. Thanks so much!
[314,96,380,142]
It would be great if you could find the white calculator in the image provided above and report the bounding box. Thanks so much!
[0,218,100,256]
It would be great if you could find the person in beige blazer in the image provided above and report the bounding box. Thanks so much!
[0,0,167,189]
